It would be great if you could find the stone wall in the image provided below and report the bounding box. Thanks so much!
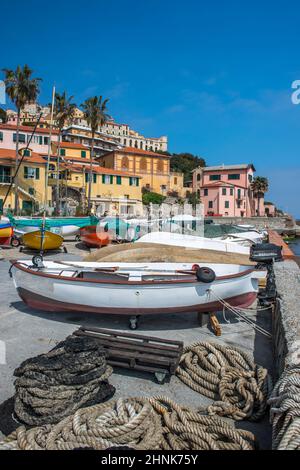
[206,216,295,231]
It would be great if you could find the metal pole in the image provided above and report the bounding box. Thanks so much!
[44,85,55,217]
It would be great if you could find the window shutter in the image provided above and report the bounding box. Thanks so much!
[136,178,139,187]
[129,177,132,186]
[102,174,105,184]
[93,174,97,183]
[24,166,28,179]
[110,175,113,184]
[117,176,121,185]
[36,168,40,180]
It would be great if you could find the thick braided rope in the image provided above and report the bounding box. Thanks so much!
[268,366,300,450]
[0,396,256,451]
[149,396,256,450]
[0,398,163,450]
[176,341,272,421]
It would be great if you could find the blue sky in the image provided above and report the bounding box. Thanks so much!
[1,0,300,216]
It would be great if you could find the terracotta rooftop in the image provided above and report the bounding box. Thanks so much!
[0,148,46,164]
[0,123,59,135]
[54,141,89,150]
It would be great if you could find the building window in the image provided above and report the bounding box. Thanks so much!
[93,174,97,183]
[121,156,129,169]
[129,177,139,187]
[222,188,226,195]
[225,201,230,208]
[116,175,122,185]
[24,167,39,179]
[161,185,167,191]
[102,174,113,184]
[23,149,31,157]
[157,160,164,173]
[237,189,241,199]
[0,132,3,142]
[60,148,65,156]
[209,174,221,181]
[228,174,240,180]
[129,140,132,147]
[81,151,86,158]
[174,177,178,185]
[140,141,143,149]
[230,188,233,196]
[248,174,253,182]
[204,188,208,196]
[197,173,201,181]
[13,133,26,143]
[44,137,49,145]
[208,201,213,209]
[197,189,200,198]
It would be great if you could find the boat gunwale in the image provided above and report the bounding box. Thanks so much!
[10,260,255,286]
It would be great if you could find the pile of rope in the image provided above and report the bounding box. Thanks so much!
[268,366,300,450]
[176,341,272,421]
[12,335,114,426]
[0,396,256,450]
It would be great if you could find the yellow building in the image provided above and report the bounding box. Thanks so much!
[0,148,49,214]
[48,142,143,215]
[97,147,185,196]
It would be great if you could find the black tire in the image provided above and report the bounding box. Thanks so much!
[32,255,43,267]
[196,267,216,283]
[10,237,20,248]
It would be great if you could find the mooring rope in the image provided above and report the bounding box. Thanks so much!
[0,396,256,450]
[268,366,300,450]
[208,290,272,338]
[176,341,272,421]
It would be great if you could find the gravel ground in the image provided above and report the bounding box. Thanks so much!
[0,240,273,448]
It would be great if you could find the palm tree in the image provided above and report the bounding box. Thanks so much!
[251,176,269,216]
[53,92,76,214]
[81,96,110,213]
[2,65,41,214]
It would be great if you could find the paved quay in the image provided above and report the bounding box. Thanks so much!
[0,240,273,448]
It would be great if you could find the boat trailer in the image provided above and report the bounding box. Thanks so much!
[74,326,184,383]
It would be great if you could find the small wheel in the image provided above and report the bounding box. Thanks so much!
[75,234,81,242]
[32,255,43,267]
[129,317,138,330]
[11,237,20,248]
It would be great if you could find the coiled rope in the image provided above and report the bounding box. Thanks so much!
[0,396,256,450]
[13,335,114,426]
[176,342,272,421]
[268,366,300,450]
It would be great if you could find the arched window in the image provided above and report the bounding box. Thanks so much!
[197,173,201,181]
[124,138,127,146]
[135,141,138,148]
[140,141,143,149]
[140,158,147,171]
[129,140,132,147]
[197,189,200,198]
[157,160,164,173]
[121,156,129,170]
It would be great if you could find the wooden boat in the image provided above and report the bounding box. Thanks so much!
[7,214,98,237]
[80,225,111,248]
[0,220,13,246]
[10,260,259,316]
[22,231,63,251]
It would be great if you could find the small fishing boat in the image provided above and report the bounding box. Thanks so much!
[7,214,98,237]
[80,225,111,248]
[10,260,259,323]
[22,231,64,251]
[0,219,13,246]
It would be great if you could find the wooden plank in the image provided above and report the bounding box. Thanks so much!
[77,332,183,357]
[210,313,222,336]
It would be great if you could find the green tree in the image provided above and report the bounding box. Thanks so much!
[2,65,41,214]
[170,153,206,184]
[81,96,110,213]
[251,176,269,216]
[54,91,76,214]
[0,107,7,123]
[142,191,166,205]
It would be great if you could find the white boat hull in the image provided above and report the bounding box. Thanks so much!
[11,260,258,316]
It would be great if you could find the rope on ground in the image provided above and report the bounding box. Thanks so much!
[149,396,256,450]
[176,341,272,421]
[0,396,256,450]
[268,366,300,450]
[13,335,114,426]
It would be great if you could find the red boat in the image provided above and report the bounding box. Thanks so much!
[0,220,14,246]
[79,225,111,248]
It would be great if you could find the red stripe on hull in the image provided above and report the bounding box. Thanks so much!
[17,287,257,316]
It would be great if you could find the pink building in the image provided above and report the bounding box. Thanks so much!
[0,123,58,154]
[193,164,259,217]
